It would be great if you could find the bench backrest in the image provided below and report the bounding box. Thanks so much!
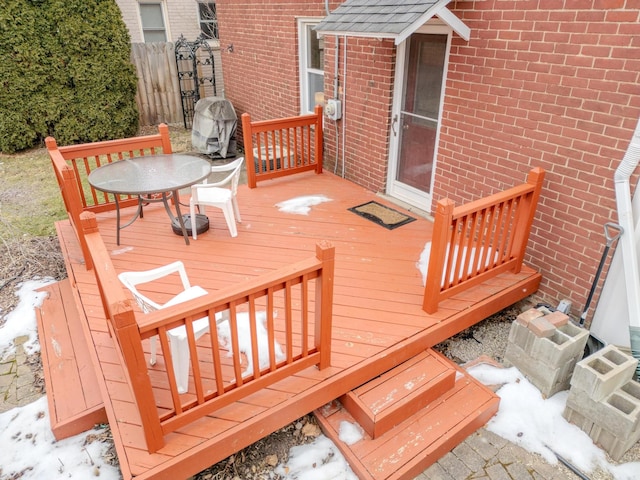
[423,167,545,314]
[241,106,323,188]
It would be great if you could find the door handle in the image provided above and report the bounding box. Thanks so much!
[391,114,398,136]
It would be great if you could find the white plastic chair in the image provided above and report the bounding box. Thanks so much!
[118,261,223,393]
[189,157,244,239]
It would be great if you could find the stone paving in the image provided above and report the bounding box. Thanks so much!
[0,335,42,414]
[418,428,584,480]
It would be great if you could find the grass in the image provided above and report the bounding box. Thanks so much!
[0,125,195,240]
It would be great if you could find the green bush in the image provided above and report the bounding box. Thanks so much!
[0,0,138,153]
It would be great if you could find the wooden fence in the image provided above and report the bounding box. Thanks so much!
[130,42,224,127]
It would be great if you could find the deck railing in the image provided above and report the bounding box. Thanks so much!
[46,125,174,270]
[46,124,173,215]
[423,167,545,314]
[242,105,323,188]
[80,212,335,453]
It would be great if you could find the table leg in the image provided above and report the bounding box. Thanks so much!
[162,191,190,245]
[114,195,145,245]
[115,195,121,246]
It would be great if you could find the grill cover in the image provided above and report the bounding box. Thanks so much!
[191,97,237,158]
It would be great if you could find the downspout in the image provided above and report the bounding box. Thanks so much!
[614,117,640,377]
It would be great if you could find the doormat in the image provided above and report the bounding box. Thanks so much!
[348,201,416,230]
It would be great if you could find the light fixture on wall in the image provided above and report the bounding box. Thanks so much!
[226,44,234,53]
[314,92,325,106]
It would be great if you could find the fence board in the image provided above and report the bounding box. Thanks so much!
[130,42,224,127]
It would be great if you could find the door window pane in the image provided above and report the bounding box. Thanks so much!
[397,34,447,193]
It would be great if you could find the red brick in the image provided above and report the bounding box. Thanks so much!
[528,317,557,338]
[516,308,545,326]
[545,311,570,328]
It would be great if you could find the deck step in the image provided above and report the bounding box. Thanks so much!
[340,349,456,439]
[35,279,107,440]
[315,349,499,480]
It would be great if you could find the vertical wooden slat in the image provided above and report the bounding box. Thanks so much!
[247,298,261,380]
[301,275,309,357]
[285,280,293,362]
[266,287,277,372]
[228,302,244,387]
[207,307,225,396]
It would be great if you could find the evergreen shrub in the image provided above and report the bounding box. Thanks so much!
[0,0,138,153]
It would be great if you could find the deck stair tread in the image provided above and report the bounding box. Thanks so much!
[315,349,499,480]
[340,349,456,439]
[35,278,107,440]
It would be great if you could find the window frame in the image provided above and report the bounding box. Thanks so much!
[298,18,324,115]
[138,1,168,43]
[197,2,218,41]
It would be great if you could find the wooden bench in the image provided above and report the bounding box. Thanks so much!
[423,167,545,313]
[46,124,173,268]
[241,106,323,188]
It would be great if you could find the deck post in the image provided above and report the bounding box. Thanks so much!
[48,138,93,270]
[511,167,545,272]
[111,306,166,453]
[314,104,323,174]
[158,123,173,154]
[315,241,335,369]
[423,199,455,314]
[241,112,257,189]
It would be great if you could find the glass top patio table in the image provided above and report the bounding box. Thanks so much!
[89,154,212,245]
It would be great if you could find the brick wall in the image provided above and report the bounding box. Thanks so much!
[216,0,328,125]
[442,1,640,314]
[217,0,640,319]
[322,36,395,190]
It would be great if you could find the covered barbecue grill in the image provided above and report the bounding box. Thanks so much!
[191,97,237,158]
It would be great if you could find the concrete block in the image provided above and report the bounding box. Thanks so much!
[516,308,544,326]
[530,322,589,367]
[528,317,556,338]
[544,311,569,328]
[507,321,536,354]
[570,345,638,402]
[565,378,640,461]
[562,405,595,433]
[566,383,640,439]
[505,341,578,397]
[589,420,640,462]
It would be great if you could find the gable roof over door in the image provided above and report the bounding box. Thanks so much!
[314,0,470,44]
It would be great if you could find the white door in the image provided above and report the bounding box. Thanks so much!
[387,27,451,210]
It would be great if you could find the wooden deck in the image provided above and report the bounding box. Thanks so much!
[54,170,541,479]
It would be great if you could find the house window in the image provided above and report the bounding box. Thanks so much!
[198,2,218,40]
[139,2,167,43]
[298,19,324,114]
